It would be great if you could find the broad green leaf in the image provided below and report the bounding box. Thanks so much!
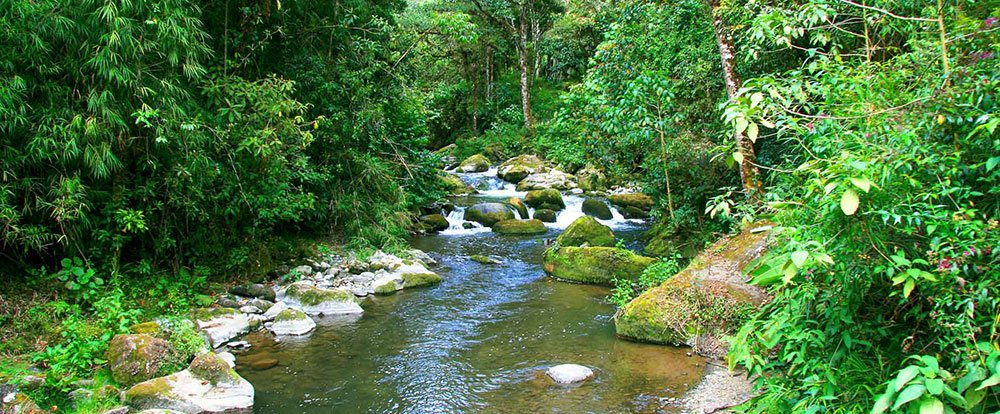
[750,92,764,108]
[925,378,944,395]
[896,366,921,391]
[918,398,943,414]
[892,384,926,410]
[976,373,1000,390]
[841,189,860,215]
[733,152,744,164]
[747,122,759,142]
[871,390,894,414]
[735,117,748,135]
[903,279,916,298]
[791,250,808,267]
[850,177,872,193]
[987,156,1000,172]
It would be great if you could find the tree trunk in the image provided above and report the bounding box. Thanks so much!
[708,0,761,196]
[533,17,542,79]
[472,78,479,135]
[517,10,535,137]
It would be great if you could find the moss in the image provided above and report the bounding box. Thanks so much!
[106,334,182,386]
[129,321,161,335]
[274,308,309,323]
[419,214,449,232]
[458,154,491,172]
[285,283,355,306]
[402,272,442,288]
[188,353,239,385]
[533,209,557,222]
[491,219,548,235]
[463,203,516,226]
[524,189,565,209]
[189,307,239,322]
[608,193,654,210]
[542,246,655,285]
[124,376,175,402]
[470,255,500,264]
[556,216,615,247]
[439,173,474,195]
[581,198,612,220]
[374,282,399,295]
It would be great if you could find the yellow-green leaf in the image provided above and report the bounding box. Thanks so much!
[750,92,764,108]
[918,398,943,414]
[791,250,808,267]
[733,152,744,164]
[841,189,860,215]
[747,122,759,143]
[850,177,872,193]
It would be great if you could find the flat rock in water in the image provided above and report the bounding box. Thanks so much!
[268,308,316,336]
[546,364,594,384]
[191,308,252,348]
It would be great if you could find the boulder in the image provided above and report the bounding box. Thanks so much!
[470,255,501,265]
[419,214,450,232]
[228,284,275,302]
[191,308,251,348]
[556,216,615,247]
[268,308,316,336]
[620,206,649,219]
[581,199,613,220]
[124,353,253,413]
[261,301,288,321]
[543,246,656,285]
[106,334,182,387]
[516,171,578,191]
[401,272,443,289]
[507,197,529,219]
[2,393,41,414]
[497,155,547,183]
[281,282,363,315]
[457,154,491,173]
[524,189,565,210]
[491,219,547,235]
[214,296,241,309]
[576,165,608,191]
[463,203,516,227]
[440,173,476,195]
[614,224,772,358]
[246,299,273,313]
[609,193,654,211]
[533,209,557,223]
[546,364,594,384]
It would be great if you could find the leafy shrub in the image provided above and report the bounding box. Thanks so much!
[609,255,683,309]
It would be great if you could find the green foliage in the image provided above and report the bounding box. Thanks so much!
[608,255,683,309]
[53,258,105,306]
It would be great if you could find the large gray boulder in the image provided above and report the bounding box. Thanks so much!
[516,170,578,191]
[124,353,253,414]
[106,334,181,387]
[463,203,516,227]
[281,282,363,315]
[497,155,547,183]
[191,308,251,348]
[457,154,491,173]
[268,308,316,336]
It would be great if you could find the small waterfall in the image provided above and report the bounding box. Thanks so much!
[439,206,490,236]
[546,195,640,230]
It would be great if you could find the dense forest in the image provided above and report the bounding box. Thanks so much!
[1,0,998,412]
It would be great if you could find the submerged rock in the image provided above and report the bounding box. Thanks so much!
[268,308,315,336]
[106,334,181,387]
[524,189,565,210]
[124,353,253,413]
[470,255,501,265]
[614,224,772,357]
[556,216,615,247]
[191,308,251,348]
[498,154,547,183]
[546,364,594,384]
[281,282,363,315]
[543,246,655,285]
[533,209,557,223]
[464,203,516,227]
[516,171,578,191]
[581,198,613,220]
[492,219,548,235]
[457,154,491,173]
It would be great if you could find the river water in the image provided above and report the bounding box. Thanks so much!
[236,170,705,413]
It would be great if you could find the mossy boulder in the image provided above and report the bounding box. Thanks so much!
[524,189,565,210]
[492,219,547,235]
[576,165,608,191]
[440,172,475,195]
[269,308,315,336]
[516,170,578,191]
[106,334,182,387]
[609,193,654,211]
[130,322,162,335]
[125,352,253,413]
[458,154,491,172]
[498,154,547,183]
[507,197,529,219]
[620,206,649,219]
[419,214,450,232]
[470,255,501,264]
[581,198,613,220]
[464,203,516,227]
[190,308,250,348]
[228,284,275,302]
[614,224,773,357]
[543,246,656,285]
[556,216,615,247]
[533,209,557,223]
[401,272,443,288]
[283,282,363,315]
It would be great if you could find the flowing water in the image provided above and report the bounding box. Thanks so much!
[236,170,706,413]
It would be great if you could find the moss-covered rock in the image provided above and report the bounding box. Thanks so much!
[608,192,654,210]
[516,170,578,191]
[507,197,529,219]
[188,353,238,385]
[463,203,516,227]
[283,282,363,315]
[533,209,557,223]
[269,308,315,336]
[524,189,565,210]
[401,272,443,288]
[228,284,275,302]
[125,352,253,413]
[440,172,475,195]
[620,206,649,219]
[576,165,608,191]
[543,246,656,285]
[419,214,450,232]
[106,334,181,387]
[492,219,548,235]
[470,255,501,264]
[498,154,547,183]
[581,199,613,220]
[458,154,491,172]
[614,224,772,357]
[556,216,615,247]
[130,322,162,335]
